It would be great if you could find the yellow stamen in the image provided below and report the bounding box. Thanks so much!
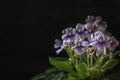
[68,32,72,36]
[110,40,113,44]
[89,48,94,53]
[89,29,92,32]
[78,29,82,32]
[77,43,81,47]
[99,39,103,43]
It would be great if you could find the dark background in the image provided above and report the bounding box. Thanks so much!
[0,0,120,80]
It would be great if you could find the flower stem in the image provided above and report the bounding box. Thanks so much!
[87,52,90,68]
[90,55,93,67]
[76,55,79,70]
[93,55,97,64]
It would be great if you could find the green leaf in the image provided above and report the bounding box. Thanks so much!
[89,68,102,80]
[96,55,108,68]
[66,76,78,80]
[49,57,75,73]
[113,51,120,58]
[76,63,89,79]
[102,59,119,71]
[67,72,82,80]
[79,63,88,72]
[30,68,67,80]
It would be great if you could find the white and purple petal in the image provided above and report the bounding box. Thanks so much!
[85,23,94,34]
[54,39,68,54]
[107,37,119,50]
[90,31,108,54]
[95,21,107,31]
[54,39,63,48]
[62,27,76,42]
[74,23,87,39]
[56,48,63,54]
[71,39,87,55]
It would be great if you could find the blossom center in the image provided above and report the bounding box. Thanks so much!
[78,29,82,33]
[68,32,72,36]
[88,29,92,32]
[99,39,104,43]
[109,40,113,44]
[89,47,94,53]
[77,43,81,47]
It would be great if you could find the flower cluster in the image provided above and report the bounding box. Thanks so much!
[54,16,119,56]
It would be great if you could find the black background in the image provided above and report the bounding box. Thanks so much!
[0,0,120,80]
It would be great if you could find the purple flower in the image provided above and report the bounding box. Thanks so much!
[85,16,95,40]
[74,23,86,39]
[62,27,75,42]
[85,23,94,34]
[90,32,107,54]
[72,39,88,55]
[94,16,107,31]
[84,23,95,41]
[54,15,120,56]
[54,39,67,54]
[107,37,119,50]
[54,39,63,48]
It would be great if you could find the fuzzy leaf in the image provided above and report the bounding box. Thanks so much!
[66,76,78,80]
[75,63,89,79]
[49,57,75,73]
[96,55,108,68]
[79,63,88,72]
[30,68,66,80]
[101,59,119,71]
[89,68,102,80]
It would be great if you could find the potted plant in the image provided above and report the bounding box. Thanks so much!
[31,16,120,80]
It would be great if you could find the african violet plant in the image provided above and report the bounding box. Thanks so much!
[31,16,120,80]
